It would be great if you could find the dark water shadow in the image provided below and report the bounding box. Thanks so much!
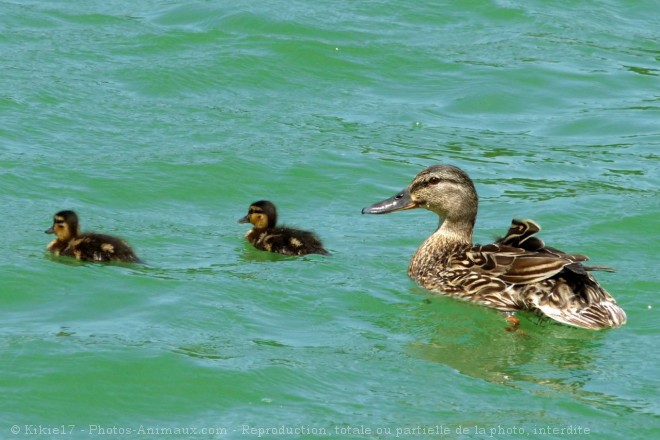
[406,298,648,417]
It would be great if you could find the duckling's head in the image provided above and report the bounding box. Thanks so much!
[238,200,277,229]
[45,210,80,242]
[362,165,478,225]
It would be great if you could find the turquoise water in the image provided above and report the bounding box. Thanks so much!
[1,1,658,439]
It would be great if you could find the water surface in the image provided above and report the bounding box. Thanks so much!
[1,1,658,439]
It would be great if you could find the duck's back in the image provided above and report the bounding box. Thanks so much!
[252,226,329,256]
[522,267,625,329]
[62,233,141,262]
[462,219,626,329]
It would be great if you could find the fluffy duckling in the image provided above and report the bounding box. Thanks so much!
[238,200,330,256]
[45,210,141,263]
[362,165,626,330]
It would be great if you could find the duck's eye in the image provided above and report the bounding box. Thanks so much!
[429,176,441,185]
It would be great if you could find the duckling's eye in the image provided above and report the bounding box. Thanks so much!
[429,176,441,185]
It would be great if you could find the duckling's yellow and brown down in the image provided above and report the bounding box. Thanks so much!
[239,200,330,256]
[45,210,141,263]
[362,164,626,330]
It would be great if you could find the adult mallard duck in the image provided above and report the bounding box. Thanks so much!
[239,200,330,256]
[45,210,142,263]
[362,165,626,330]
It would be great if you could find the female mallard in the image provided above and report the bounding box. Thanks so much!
[239,200,330,256]
[362,165,626,330]
[45,210,141,263]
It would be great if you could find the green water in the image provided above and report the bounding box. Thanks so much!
[1,1,658,439]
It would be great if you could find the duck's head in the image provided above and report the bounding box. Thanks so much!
[238,200,277,229]
[362,165,478,224]
[45,210,80,242]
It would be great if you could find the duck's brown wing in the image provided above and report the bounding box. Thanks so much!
[65,233,141,262]
[261,227,329,256]
[457,219,625,329]
[469,218,596,287]
[524,273,627,330]
[462,244,572,284]
[495,218,545,251]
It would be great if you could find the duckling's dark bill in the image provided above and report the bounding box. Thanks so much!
[362,189,417,214]
[238,215,249,224]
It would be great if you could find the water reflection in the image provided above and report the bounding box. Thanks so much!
[407,307,644,415]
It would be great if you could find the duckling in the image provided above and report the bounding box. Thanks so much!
[238,200,330,256]
[45,210,141,263]
[362,165,626,330]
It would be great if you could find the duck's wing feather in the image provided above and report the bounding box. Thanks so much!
[527,283,627,330]
[458,219,625,329]
[495,218,545,250]
[462,218,598,284]
[460,244,572,284]
[65,233,141,262]
[261,227,329,256]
